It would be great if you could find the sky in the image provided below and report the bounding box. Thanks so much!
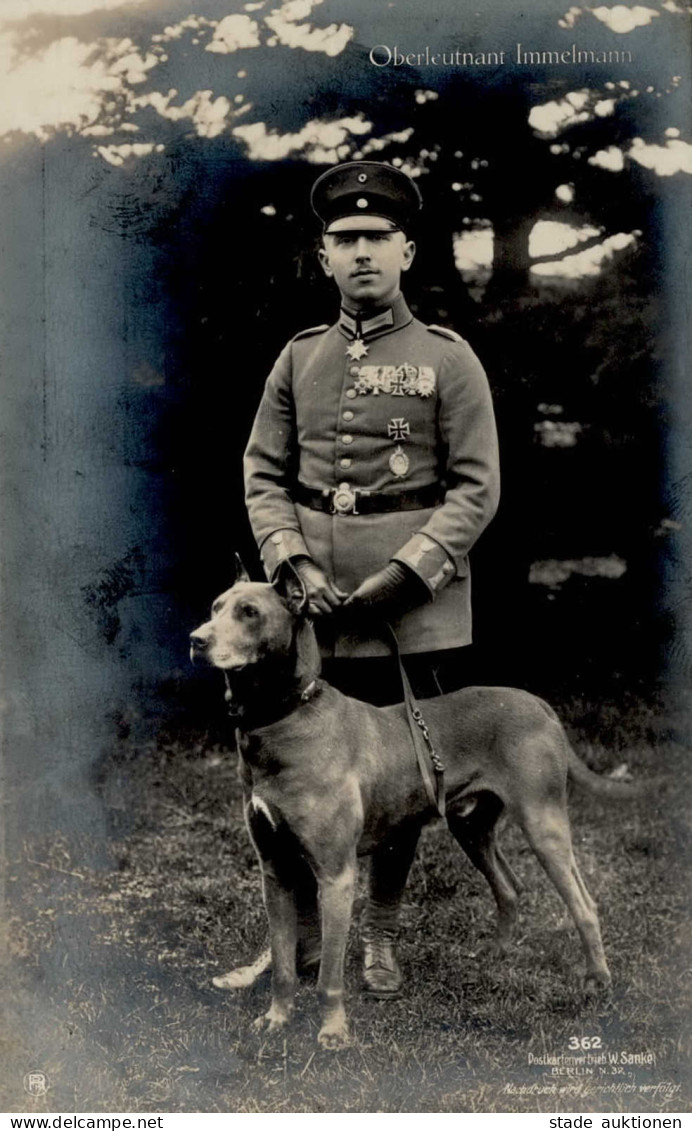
[0,0,689,277]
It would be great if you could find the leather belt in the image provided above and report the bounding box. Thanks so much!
[295,481,443,516]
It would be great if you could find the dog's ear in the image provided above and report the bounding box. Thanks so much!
[273,561,309,617]
[232,553,251,585]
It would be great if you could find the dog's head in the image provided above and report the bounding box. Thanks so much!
[189,559,312,677]
[189,583,294,671]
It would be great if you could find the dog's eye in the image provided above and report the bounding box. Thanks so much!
[237,603,259,620]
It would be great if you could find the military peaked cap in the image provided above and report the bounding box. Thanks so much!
[311,161,423,233]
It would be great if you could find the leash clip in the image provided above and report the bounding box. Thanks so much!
[412,707,445,774]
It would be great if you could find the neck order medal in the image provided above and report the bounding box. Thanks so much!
[346,337,369,361]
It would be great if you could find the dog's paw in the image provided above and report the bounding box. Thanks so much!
[252,1003,292,1034]
[583,968,612,995]
[213,947,272,991]
[317,1022,351,1050]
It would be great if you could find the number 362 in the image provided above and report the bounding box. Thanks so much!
[569,1036,602,1050]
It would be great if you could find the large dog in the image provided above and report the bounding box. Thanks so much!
[190,571,636,1050]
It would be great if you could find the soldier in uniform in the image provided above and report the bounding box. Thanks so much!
[240,160,500,998]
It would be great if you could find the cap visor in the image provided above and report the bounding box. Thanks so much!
[324,214,401,234]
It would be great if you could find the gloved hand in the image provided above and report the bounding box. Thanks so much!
[291,556,347,616]
[343,561,428,617]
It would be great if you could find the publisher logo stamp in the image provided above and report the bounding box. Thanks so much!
[23,1071,48,1097]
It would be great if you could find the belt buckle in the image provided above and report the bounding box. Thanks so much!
[331,483,358,515]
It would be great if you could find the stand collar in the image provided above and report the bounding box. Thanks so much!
[339,293,413,341]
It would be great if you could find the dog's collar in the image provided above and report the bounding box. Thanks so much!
[225,671,321,728]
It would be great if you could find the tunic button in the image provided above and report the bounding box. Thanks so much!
[340,458,352,469]
[342,410,354,422]
[349,366,360,377]
[341,434,353,445]
[346,388,357,399]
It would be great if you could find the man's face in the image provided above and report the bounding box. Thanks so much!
[318,225,415,311]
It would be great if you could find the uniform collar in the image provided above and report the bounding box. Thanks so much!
[338,293,413,341]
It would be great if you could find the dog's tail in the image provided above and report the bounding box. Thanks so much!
[565,742,662,800]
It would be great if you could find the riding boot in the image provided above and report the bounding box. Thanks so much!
[296,911,322,973]
[360,827,421,997]
[361,925,403,997]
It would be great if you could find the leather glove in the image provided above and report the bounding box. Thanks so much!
[343,561,428,617]
[290,556,347,616]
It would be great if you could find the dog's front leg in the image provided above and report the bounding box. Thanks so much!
[252,866,298,1034]
[316,857,356,1050]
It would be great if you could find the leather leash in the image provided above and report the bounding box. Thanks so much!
[384,623,446,818]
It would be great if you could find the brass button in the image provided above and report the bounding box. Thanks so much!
[342,410,354,422]
[346,388,357,399]
[341,434,353,445]
[340,458,352,469]
[349,366,360,377]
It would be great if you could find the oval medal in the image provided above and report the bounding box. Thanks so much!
[389,445,410,479]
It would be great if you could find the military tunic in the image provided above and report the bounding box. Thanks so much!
[244,293,500,658]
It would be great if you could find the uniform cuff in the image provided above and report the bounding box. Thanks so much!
[392,534,456,596]
[259,528,310,581]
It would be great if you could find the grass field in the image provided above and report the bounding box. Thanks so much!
[3,690,690,1113]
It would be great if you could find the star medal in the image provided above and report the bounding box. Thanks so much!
[346,337,369,361]
[389,445,410,479]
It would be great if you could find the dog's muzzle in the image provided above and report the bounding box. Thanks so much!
[189,628,211,663]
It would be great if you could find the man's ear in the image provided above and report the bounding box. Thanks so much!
[318,246,334,279]
[401,238,416,273]
[273,561,309,617]
[232,553,251,584]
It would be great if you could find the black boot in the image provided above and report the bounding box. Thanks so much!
[361,925,403,998]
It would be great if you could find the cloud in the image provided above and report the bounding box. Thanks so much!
[205,1,353,58]
[264,2,353,56]
[590,5,660,33]
[529,220,601,257]
[0,0,147,19]
[134,89,244,139]
[530,88,628,138]
[529,91,593,137]
[153,16,215,44]
[588,145,625,171]
[594,98,616,118]
[558,6,583,29]
[555,183,575,202]
[355,126,414,158]
[628,136,692,175]
[96,141,164,166]
[232,114,371,162]
[206,14,261,53]
[264,18,352,56]
[0,33,157,140]
[453,228,493,283]
[531,231,637,278]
